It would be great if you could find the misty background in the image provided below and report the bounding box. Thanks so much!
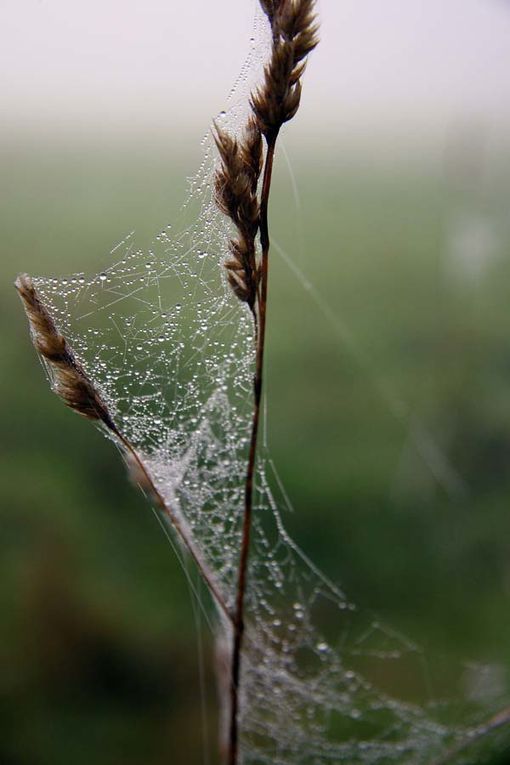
[2,2,510,764]
[2,0,510,141]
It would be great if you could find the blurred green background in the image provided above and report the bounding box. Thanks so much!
[2,127,510,764]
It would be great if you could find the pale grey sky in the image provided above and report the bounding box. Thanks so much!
[2,0,510,141]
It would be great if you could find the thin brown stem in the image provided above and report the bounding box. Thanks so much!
[14,273,230,620]
[430,706,510,765]
[228,134,278,765]
[115,429,231,622]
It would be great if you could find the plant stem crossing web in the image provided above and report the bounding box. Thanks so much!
[229,133,277,765]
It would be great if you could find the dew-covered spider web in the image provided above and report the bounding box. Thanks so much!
[31,7,510,765]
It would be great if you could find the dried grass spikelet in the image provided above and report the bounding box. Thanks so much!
[213,2,317,312]
[14,273,117,433]
[259,0,276,22]
[213,117,263,310]
[251,0,318,139]
[15,275,232,619]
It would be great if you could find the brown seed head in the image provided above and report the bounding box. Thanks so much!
[213,120,263,309]
[259,0,275,20]
[275,0,319,49]
[224,237,259,307]
[15,273,117,432]
[252,0,318,139]
[239,117,263,189]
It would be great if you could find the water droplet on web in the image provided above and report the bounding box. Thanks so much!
[30,49,484,763]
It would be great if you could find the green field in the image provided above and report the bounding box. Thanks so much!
[2,133,510,763]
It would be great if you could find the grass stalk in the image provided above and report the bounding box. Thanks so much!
[16,3,319,761]
[216,3,318,761]
[228,133,278,765]
[14,274,231,622]
[431,707,510,765]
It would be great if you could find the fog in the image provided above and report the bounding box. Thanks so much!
[2,0,510,142]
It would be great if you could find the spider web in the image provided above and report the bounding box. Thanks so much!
[31,7,509,765]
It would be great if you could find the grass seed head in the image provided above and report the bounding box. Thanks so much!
[15,273,117,432]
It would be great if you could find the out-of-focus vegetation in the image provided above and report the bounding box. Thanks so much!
[2,133,510,764]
